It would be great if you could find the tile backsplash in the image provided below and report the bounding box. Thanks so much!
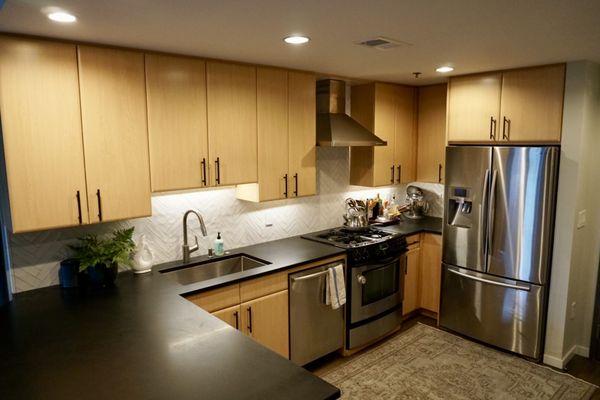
[8,147,443,293]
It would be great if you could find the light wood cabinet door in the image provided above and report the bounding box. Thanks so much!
[207,61,257,186]
[0,37,89,232]
[500,64,565,143]
[373,83,397,186]
[394,86,417,184]
[78,46,151,223]
[145,54,208,192]
[417,84,447,183]
[288,71,317,197]
[257,67,289,201]
[241,290,289,358]
[403,246,421,315]
[447,73,502,142]
[212,305,241,330]
[419,234,442,313]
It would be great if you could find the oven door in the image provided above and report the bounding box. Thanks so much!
[350,254,406,324]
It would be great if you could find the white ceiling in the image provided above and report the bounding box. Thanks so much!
[1,0,599,85]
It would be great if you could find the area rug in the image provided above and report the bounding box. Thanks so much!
[321,323,597,399]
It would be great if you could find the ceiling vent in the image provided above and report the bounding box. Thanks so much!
[356,36,411,50]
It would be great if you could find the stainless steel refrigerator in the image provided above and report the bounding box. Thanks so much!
[439,145,559,360]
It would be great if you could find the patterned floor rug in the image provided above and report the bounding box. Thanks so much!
[321,323,597,399]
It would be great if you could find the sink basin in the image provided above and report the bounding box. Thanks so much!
[160,254,270,285]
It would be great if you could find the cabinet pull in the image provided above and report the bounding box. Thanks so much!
[438,164,443,183]
[247,306,252,333]
[397,165,402,184]
[96,189,103,222]
[76,190,83,224]
[201,158,207,186]
[233,310,239,330]
[502,117,510,140]
[293,173,298,196]
[215,157,221,185]
[489,116,497,140]
[283,174,288,198]
[390,166,395,183]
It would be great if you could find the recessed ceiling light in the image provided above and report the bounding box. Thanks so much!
[47,11,77,23]
[284,35,310,45]
[436,66,454,73]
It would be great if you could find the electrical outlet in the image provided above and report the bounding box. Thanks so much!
[570,301,577,320]
[577,210,587,229]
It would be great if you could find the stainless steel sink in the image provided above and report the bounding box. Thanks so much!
[160,254,269,285]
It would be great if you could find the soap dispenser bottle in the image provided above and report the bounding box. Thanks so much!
[214,232,224,256]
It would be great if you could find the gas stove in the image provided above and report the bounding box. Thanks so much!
[301,227,394,249]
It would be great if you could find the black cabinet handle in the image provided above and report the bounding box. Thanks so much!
[293,173,298,196]
[76,190,82,224]
[397,165,402,184]
[390,166,394,183]
[283,174,288,198]
[490,116,497,140]
[201,158,207,186]
[96,189,103,222]
[502,116,510,140]
[438,164,443,183]
[233,310,239,330]
[247,306,252,333]
[215,157,221,185]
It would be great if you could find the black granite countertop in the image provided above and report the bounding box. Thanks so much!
[0,218,441,400]
[378,216,442,236]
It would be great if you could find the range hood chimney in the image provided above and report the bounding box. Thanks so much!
[316,79,386,147]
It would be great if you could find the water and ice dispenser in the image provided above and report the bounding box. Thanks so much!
[447,187,473,228]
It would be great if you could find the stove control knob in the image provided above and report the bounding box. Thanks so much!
[357,275,367,285]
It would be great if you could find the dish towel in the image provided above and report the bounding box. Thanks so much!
[325,264,346,310]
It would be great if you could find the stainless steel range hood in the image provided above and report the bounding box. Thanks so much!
[316,79,387,147]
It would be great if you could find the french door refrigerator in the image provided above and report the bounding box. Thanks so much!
[439,146,559,360]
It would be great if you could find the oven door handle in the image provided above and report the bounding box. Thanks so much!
[355,254,403,271]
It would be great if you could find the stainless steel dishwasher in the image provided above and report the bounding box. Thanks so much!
[289,261,345,366]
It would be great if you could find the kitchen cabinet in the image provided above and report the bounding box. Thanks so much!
[417,84,447,183]
[241,290,289,358]
[207,61,257,186]
[0,36,89,232]
[403,242,421,316]
[236,69,316,202]
[499,64,565,142]
[350,83,417,187]
[78,46,152,223]
[419,233,442,314]
[212,304,241,329]
[447,72,502,142]
[145,54,208,192]
[447,64,565,143]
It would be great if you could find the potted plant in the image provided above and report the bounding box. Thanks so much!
[69,227,136,289]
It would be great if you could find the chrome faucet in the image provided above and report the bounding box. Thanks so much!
[182,210,208,263]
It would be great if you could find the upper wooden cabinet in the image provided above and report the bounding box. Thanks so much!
[447,64,565,143]
[207,61,257,186]
[236,69,316,202]
[288,71,317,198]
[417,84,447,183]
[145,54,208,192]
[350,83,417,187]
[78,46,152,223]
[0,37,89,232]
[500,64,565,142]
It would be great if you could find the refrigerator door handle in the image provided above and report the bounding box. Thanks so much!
[486,170,498,256]
[447,267,531,291]
[481,169,491,266]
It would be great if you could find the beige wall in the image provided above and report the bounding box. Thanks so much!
[544,61,600,368]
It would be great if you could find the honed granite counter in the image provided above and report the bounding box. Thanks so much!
[0,236,344,400]
[378,216,443,236]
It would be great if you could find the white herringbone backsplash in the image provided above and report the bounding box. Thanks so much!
[8,148,443,293]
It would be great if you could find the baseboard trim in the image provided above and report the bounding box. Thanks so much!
[543,344,590,369]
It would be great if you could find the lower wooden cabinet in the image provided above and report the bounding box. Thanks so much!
[401,233,442,316]
[212,304,241,329]
[240,290,289,358]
